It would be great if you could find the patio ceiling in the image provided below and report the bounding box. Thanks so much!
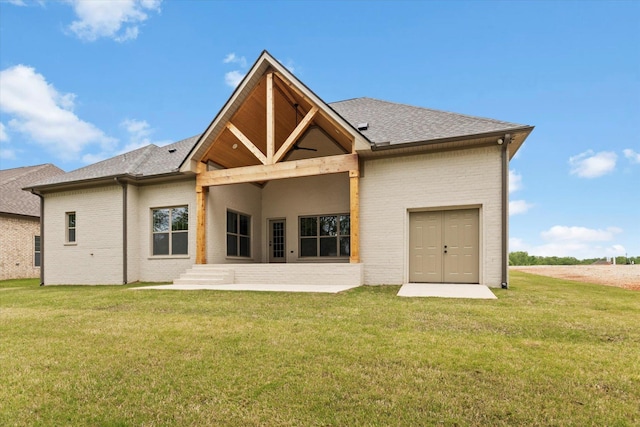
[199,70,355,172]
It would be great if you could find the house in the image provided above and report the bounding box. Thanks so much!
[24,51,533,288]
[0,164,64,281]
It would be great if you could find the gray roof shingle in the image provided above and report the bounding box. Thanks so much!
[29,135,199,187]
[0,164,65,217]
[27,97,530,189]
[329,97,529,145]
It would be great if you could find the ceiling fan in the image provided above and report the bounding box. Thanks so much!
[292,104,318,152]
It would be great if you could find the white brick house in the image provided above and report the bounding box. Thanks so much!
[25,51,533,288]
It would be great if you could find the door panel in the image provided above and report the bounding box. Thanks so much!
[409,209,479,284]
[443,210,479,283]
[409,212,442,282]
[269,219,286,263]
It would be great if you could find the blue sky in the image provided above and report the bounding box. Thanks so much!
[1,0,638,258]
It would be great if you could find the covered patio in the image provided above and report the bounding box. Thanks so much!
[176,51,370,286]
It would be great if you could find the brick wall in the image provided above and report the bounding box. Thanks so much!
[43,185,123,285]
[360,146,503,287]
[136,179,197,282]
[0,214,40,280]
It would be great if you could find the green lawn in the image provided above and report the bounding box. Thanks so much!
[1,272,639,426]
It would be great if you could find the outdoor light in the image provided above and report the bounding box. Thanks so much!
[497,138,504,145]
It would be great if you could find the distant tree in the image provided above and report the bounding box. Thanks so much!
[509,252,639,266]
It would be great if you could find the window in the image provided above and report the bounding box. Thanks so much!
[300,214,350,257]
[227,210,251,257]
[152,206,188,256]
[66,212,76,243]
[34,236,41,267]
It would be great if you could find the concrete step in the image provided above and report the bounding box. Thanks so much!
[173,265,234,285]
[173,277,230,285]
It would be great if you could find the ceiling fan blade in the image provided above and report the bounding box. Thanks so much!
[294,146,318,152]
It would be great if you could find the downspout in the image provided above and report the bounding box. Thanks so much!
[500,134,511,289]
[29,189,45,286]
[115,178,128,285]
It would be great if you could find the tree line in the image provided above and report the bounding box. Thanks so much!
[509,251,639,266]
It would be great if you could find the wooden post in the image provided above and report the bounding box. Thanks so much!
[196,163,208,264]
[349,169,360,263]
[266,72,275,164]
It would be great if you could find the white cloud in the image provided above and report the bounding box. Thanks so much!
[81,118,171,164]
[0,122,8,142]
[222,53,249,88]
[623,148,640,164]
[512,226,628,259]
[541,225,622,242]
[284,59,296,74]
[223,53,247,68]
[2,0,26,5]
[0,64,116,161]
[224,70,245,88]
[119,118,171,153]
[509,169,522,193]
[509,237,527,252]
[509,200,533,215]
[0,122,17,159]
[66,0,162,42]
[569,150,617,178]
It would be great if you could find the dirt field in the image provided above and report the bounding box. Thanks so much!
[510,265,640,291]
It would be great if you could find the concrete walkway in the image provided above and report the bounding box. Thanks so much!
[397,283,497,299]
[130,283,360,293]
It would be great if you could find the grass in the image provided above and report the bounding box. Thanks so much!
[1,272,639,426]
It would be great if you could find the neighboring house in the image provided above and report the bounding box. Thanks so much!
[0,164,64,281]
[25,51,533,288]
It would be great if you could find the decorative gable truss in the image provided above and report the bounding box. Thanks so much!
[181,51,371,265]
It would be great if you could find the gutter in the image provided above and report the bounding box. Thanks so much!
[115,178,128,285]
[369,126,533,152]
[500,134,511,289]
[29,189,45,286]
[25,171,189,194]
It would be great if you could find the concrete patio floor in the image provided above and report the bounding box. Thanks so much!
[398,283,497,299]
[130,283,361,293]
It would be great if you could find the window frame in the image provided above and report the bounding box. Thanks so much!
[34,235,41,267]
[66,212,76,244]
[299,213,350,258]
[226,210,251,258]
[151,206,189,257]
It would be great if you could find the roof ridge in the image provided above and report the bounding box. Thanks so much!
[0,163,53,185]
[124,144,158,174]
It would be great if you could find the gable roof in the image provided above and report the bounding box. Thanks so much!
[0,164,64,217]
[179,50,372,172]
[26,135,199,189]
[330,97,531,146]
[25,52,533,190]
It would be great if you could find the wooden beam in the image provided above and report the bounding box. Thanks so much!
[273,74,300,110]
[226,122,267,165]
[197,153,358,187]
[266,72,275,164]
[274,106,318,163]
[349,169,360,263]
[274,70,355,147]
[196,162,208,264]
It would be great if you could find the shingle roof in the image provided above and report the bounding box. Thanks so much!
[329,97,529,145]
[0,164,64,217]
[29,135,199,187]
[28,97,530,189]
